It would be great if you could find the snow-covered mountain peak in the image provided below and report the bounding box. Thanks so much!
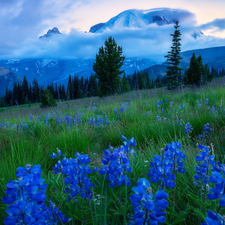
[89,8,195,33]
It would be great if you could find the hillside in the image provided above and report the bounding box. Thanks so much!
[0,67,23,96]
[143,46,225,77]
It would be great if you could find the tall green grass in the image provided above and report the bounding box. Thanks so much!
[1,80,225,224]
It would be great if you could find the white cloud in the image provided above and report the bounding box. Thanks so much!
[0,0,225,61]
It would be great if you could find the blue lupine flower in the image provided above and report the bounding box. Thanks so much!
[157,100,163,105]
[156,116,161,122]
[201,210,225,225]
[50,152,57,159]
[157,104,160,110]
[211,106,217,113]
[207,161,225,206]
[121,136,137,155]
[194,144,215,187]
[51,151,95,200]
[184,122,193,134]
[196,100,202,108]
[99,145,132,188]
[3,164,69,224]
[204,98,209,105]
[148,141,186,189]
[130,178,169,225]
[203,123,213,138]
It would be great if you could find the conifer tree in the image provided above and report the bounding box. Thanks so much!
[40,89,57,108]
[12,82,19,106]
[22,76,29,104]
[121,74,130,93]
[165,21,183,90]
[93,36,125,96]
[186,53,212,86]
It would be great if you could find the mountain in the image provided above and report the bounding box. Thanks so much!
[143,46,225,78]
[89,8,196,33]
[0,67,23,96]
[39,27,62,40]
[0,58,155,95]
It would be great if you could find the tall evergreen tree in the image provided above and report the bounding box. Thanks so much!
[87,74,98,97]
[12,82,19,106]
[186,53,198,86]
[22,76,29,104]
[186,53,212,86]
[165,21,183,90]
[32,78,40,103]
[93,36,125,96]
[121,74,130,93]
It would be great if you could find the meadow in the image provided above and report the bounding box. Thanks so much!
[1,78,225,225]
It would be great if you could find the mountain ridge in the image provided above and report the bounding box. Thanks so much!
[142,46,225,78]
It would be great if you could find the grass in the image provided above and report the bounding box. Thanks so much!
[1,78,225,224]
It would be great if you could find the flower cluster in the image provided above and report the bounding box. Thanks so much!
[120,135,137,155]
[56,113,82,126]
[51,150,96,200]
[201,161,225,224]
[148,141,186,189]
[114,102,130,114]
[156,115,161,122]
[2,164,69,224]
[99,138,133,188]
[184,122,193,134]
[203,123,213,137]
[87,115,109,127]
[204,98,209,105]
[202,210,225,225]
[129,178,169,225]
[199,123,213,140]
[194,144,215,187]
[207,161,225,206]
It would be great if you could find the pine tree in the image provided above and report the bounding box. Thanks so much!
[22,76,29,104]
[186,53,212,87]
[32,78,40,103]
[40,89,57,108]
[121,74,130,93]
[165,21,183,90]
[93,36,125,96]
[186,53,198,86]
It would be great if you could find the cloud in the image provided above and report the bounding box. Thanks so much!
[0,1,225,62]
[5,22,224,63]
[199,18,225,32]
[0,0,91,57]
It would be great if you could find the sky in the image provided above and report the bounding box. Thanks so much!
[0,0,225,62]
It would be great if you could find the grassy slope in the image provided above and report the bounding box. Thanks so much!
[0,78,225,224]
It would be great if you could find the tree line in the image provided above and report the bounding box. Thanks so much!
[0,70,166,107]
[1,22,225,107]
